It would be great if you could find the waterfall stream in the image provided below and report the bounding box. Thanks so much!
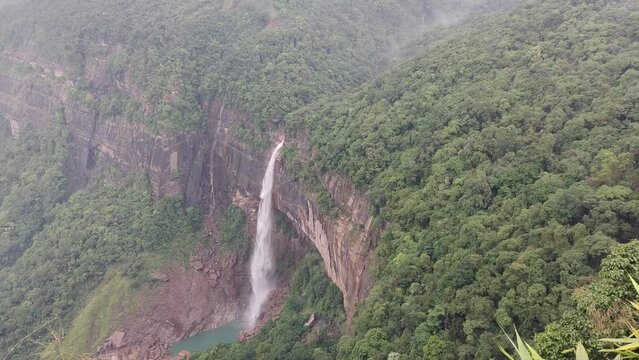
[245,140,284,328]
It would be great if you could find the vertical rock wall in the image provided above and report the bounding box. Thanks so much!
[0,57,379,322]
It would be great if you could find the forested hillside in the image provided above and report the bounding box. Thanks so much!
[0,0,425,130]
[281,0,639,358]
[0,163,204,357]
[1,0,639,359]
[0,1,523,358]
[0,0,517,131]
[0,113,203,358]
[0,116,68,268]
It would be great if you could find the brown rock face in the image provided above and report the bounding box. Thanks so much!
[97,331,126,353]
[0,54,379,325]
[190,260,204,271]
[150,272,170,282]
[211,103,379,322]
[116,257,244,359]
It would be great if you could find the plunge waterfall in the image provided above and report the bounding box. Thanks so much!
[245,140,284,327]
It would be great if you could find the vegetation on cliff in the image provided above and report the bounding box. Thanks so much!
[195,255,345,360]
[0,0,517,131]
[1,0,638,359]
[281,0,639,358]
[0,165,203,359]
[0,115,68,268]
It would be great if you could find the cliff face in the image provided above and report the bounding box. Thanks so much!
[0,54,378,322]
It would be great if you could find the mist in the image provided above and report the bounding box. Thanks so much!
[0,0,21,9]
[383,0,524,64]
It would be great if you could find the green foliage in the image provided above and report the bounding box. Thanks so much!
[536,241,639,360]
[284,0,639,358]
[0,168,204,359]
[598,278,639,359]
[281,145,337,216]
[534,310,596,360]
[422,335,457,360]
[41,273,136,358]
[194,255,344,360]
[498,328,545,360]
[231,123,268,150]
[0,121,69,267]
[503,273,639,360]
[0,0,460,131]
[500,337,593,360]
[170,169,181,181]
[218,205,250,256]
[351,328,392,360]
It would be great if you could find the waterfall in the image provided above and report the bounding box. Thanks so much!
[245,140,284,328]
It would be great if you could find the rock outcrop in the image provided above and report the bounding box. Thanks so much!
[97,331,126,353]
[0,52,379,325]
[150,272,170,282]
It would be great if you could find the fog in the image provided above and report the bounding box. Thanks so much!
[0,0,21,9]
[382,0,523,63]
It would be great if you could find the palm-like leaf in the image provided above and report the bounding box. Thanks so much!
[498,276,639,359]
[597,276,639,358]
[575,343,589,360]
[499,327,545,360]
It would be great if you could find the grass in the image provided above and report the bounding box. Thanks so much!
[42,271,138,357]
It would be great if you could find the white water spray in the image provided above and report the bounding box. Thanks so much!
[245,140,284,328]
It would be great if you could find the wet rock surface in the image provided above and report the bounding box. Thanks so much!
[0,52,380,356]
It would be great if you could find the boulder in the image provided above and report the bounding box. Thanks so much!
[110,331,125,348]
[177,350,190,359]
[97,331,126,353]
[190,260,204,270]
[149,272,169,282]
[304,313,317,328]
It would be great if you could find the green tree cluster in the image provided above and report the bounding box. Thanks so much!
[535,241,639,359]
[0,118,68,268]
[0,0,519,131]
[0,168,203,359]
[281,0,639,358]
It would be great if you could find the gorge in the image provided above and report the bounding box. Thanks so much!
[1,0,638,359]
[0,51,378,358]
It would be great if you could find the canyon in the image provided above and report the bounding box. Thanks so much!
[0,51,379,358]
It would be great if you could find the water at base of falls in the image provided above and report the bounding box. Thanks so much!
[169,322,242,355]
[245,140,285,328]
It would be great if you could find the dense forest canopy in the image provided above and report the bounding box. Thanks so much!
[281,0,639,358]
[0,0,518,130]
[1,0,639,359]
[0,116,68,268]
[0,116,204,358]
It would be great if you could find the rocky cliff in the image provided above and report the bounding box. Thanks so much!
[0,53,379,324]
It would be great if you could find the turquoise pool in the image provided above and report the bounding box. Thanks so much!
[169,322,243,355]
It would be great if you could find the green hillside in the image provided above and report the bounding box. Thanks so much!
[1,0,639,359]
[0,0,417,130]
[0,0,521,131]
[0,121,204,359]
[282,0,639,358]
